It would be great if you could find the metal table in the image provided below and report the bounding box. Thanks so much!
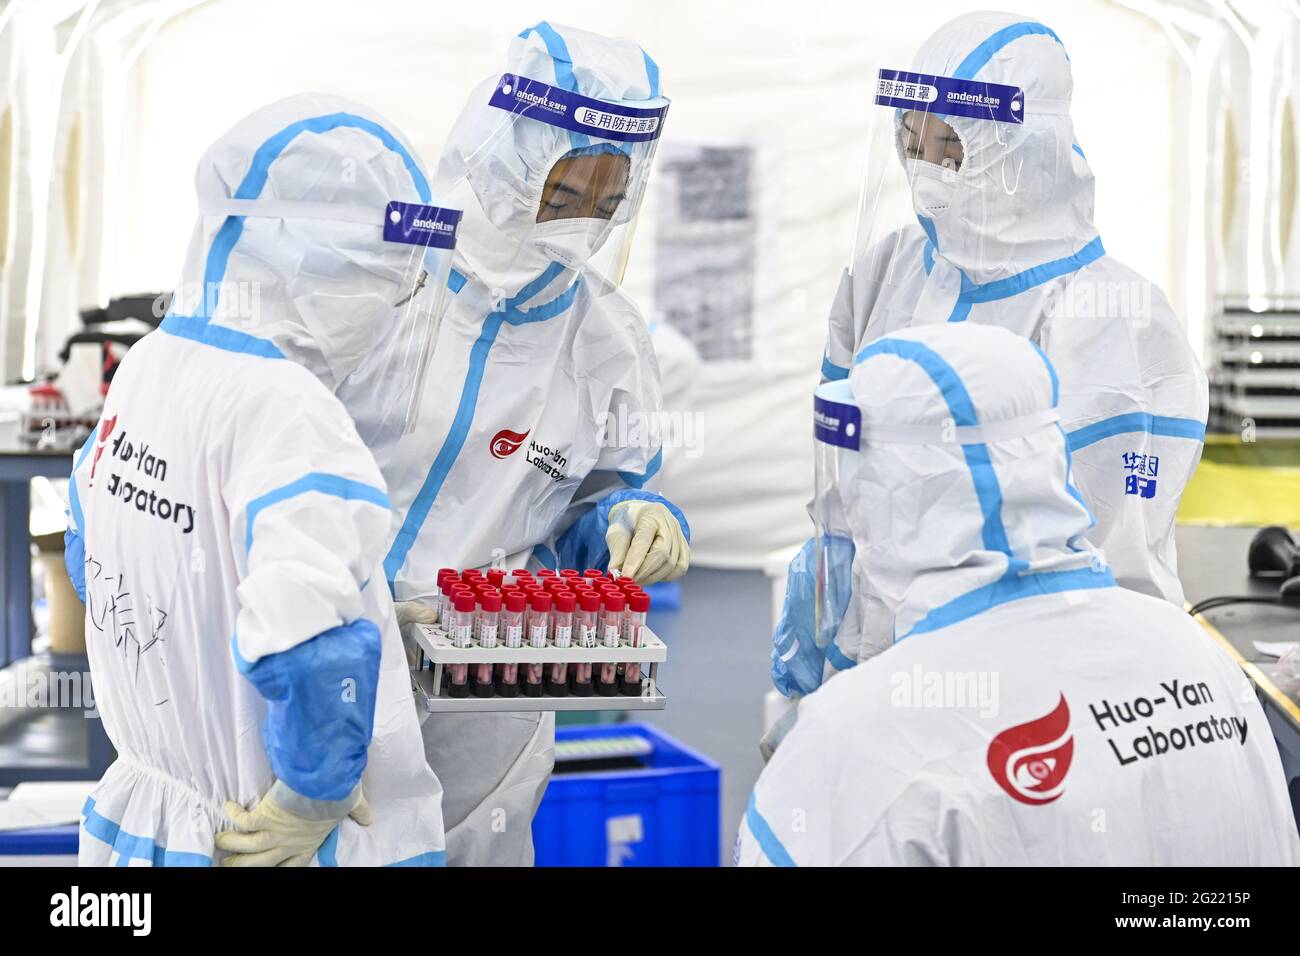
[1176,525,1300,817]
[0,431,112,786]
[0,437,74,667]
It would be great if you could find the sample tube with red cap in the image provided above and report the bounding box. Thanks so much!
[597,590,624,696]
[621,589,650,695]
[437,574,462,623]
[497,590,526,697]
[473,591,501,697]
[546,591,574,696]
[572,591,600,696]
[446,591,475,698]
[524,591,551,697]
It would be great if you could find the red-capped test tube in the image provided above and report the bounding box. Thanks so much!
[497,590,526,697]
[434,568,458,620]
[438,575,462,623]
[621,590,650,695]
[547,592,574,696]
[524,591,551,697]
[474,591,501,697]
[572,591,600,696]
[446,592,475,698]
[597,591,625,696]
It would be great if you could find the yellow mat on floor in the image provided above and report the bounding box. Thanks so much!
[1177,438,1300,526]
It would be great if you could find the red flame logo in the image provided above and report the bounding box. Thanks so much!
[490,428,529,459]
[987,694,1073,806]
[89,414,118,485]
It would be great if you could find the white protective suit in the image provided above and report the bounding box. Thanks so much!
[355,23,687,866]
[822,13,1208,616]
[742,322,1299,866]
[65,94,447,866]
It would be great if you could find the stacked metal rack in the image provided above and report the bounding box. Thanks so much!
[1209,296,1300,438]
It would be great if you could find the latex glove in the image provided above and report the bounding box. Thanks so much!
[605,500,690,584]
[216,781,373,867]
[395,600,439,629]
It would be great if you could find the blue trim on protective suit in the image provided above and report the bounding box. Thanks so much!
[952,21,1066,80]
[957,237,1105,305]
[642,49,661,97]
[66,433,96,535]
[81,797,213,867]
[518,21,589,150]
[314,825,446,867]
[854,338,1020,569]
[1066,412,1206,453]
[917,215,940,252]
[921,236,1105,314]
[384,263,578,585]
[231,620,381,802]
[618,447,662,489]
[771,536,854,697]
[1029,342,1060,407]
[243,472,390,555]
[745,792,797,867]
[824,640,858,672]
[822,355,849,381]
[554,488,690,573]
[64,435,96,602]
[160,314,285,358]
[900,564,1115,639]
[946,299,973,323]
[387,850,448,866]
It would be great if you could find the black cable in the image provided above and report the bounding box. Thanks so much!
[1188,595,1300,617]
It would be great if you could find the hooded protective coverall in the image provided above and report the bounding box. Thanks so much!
[742,322,1298,866]
[65,94,446,866]
[774,12,1209,701]
[357,23,688,866]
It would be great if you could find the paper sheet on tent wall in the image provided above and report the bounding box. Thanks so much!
[652,143,756,362]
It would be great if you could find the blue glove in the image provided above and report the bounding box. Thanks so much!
[234,619,381,802]
[771,536,854,697]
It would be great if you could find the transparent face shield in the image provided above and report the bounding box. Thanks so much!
[198,194,460,442]
[339,201,460,444]
[467,71,669,288]
[812,381,863,654]
[849,67,1043,296]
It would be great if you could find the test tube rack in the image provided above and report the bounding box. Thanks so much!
[408,621,668,713]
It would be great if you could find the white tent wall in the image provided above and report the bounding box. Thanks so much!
[0,3,62,384]
[0,14,17,379]
[99,0,1181,568]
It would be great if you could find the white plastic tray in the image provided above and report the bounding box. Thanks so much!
[408,623,668,714]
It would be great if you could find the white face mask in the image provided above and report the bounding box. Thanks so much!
[292,290,395,387]
[531,217,610,270]
[906,158,960,220]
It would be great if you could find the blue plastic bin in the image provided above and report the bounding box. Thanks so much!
[533,723,721,867]
[0,823,79,864]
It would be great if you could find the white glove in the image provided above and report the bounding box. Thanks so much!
[605,500,690,584]
[216,781,373,867]
[395,600,439,629]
